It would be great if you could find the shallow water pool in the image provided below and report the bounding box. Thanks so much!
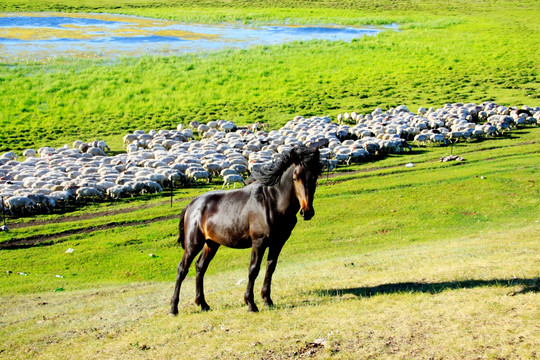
[0,12,393,61]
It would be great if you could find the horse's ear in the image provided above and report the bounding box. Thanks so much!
[290,148,300,164]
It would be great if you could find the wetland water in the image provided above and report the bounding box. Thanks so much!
[0,12,392,61]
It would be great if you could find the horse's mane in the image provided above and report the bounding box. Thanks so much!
[248,146,321,186]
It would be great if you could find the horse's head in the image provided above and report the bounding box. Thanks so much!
[291,147,320,221]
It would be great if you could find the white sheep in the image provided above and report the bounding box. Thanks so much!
[187,170,210,184]
[1,152,16,161]
[22,149,37,158]
[76,187,103,202]
[321,158,338,171]
[220,122,235,132]
[1,100,535,219]
[413,134,429,146]
[220,168,239,177]
[222,174,245,189]
[107,185,135,199]
[141,180,163,194]
[203,162,222,176]
[182,129,194,139]
[198,124,210,134]
[93,140,110,152]
[5,196,35,216]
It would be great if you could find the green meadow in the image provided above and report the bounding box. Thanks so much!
[0,0,539,152]
[0,0,539,358]
[0,128,539,359]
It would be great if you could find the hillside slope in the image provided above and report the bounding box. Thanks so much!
[1,128,538,359]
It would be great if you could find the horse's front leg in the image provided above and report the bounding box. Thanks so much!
[260,240,286,307]
[244,241,266,312]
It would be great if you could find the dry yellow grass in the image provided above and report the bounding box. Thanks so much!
[1,224,538,359]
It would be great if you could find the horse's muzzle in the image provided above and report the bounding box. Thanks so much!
[300,208,315,221]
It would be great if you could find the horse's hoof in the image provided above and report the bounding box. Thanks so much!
[248,305,259,312]
[169,304,179,316]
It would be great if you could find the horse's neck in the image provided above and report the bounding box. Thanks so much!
[272,165,299,216]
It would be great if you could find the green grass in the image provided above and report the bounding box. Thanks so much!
[0,128,538,359]
[0,1,539,357]
[0,0,539,152]
[0,129,538,293]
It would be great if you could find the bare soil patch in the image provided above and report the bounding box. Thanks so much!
[0,214,178,250]
[5,198,182,230]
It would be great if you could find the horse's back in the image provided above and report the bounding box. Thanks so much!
[184,185,266,249]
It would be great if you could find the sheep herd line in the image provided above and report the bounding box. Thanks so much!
[1,101,538,218]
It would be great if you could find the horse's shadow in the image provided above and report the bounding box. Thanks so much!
[313,277,539,298]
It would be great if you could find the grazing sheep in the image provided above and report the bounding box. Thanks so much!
[0,101,536,218]
[322,158,338,171]
[197,124,210,134]
[187,170,210,184]
[429,133,446,145]
[27,194,54,213]
[123,134,138,147]
[346,148,370,165]
[141,180,163,194]
[107,185,135,199]
[220,168,239,177]
[73,140,84,149]
[220,121,236,132]
[230,163,248,174]
[5,196,35,216]
[413,134,429,146]
[22,149,37,158]
[50,191,74,204]
[1,152,17,161]
[222,174,245,189]
[76,187,103,202]
[362,141,381,155]
[203,162,222,177]
[93,140,110,152]
[182,129,194,139]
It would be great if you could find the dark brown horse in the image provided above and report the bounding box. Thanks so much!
[170,146,321,314]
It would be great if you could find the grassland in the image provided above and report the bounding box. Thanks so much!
[0,1,539,358]
[0,0,539,152]
[0,128,539,359]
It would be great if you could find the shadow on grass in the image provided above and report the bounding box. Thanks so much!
[313,278,539,298]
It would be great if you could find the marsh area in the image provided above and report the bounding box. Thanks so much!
[0,12,390,61]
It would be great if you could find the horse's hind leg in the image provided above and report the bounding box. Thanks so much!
[195,241,220,311]
[170,240,204,315]
[244,240,267,312]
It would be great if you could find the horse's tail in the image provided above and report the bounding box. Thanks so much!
[178,206,188,249]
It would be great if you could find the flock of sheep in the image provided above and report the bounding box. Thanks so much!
[1,101,538,218]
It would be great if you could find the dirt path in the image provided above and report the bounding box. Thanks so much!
[0,214,179,250]
[6,197,189,230]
